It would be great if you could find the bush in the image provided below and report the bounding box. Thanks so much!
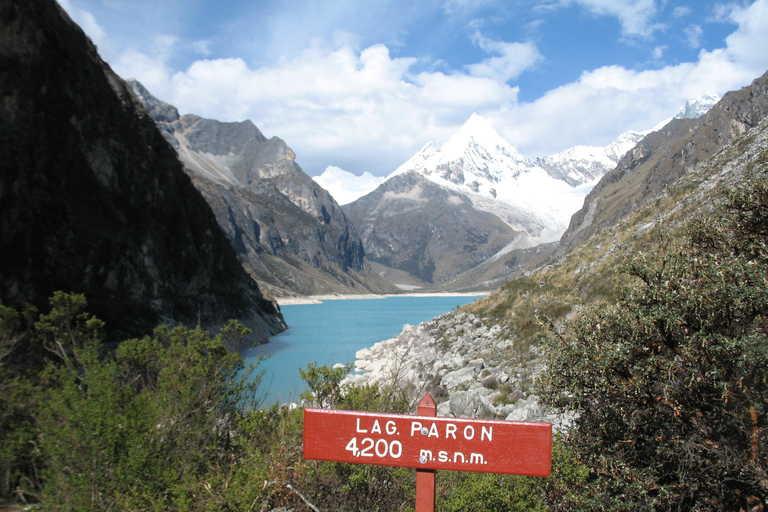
[542,169,768,510]
[0,293,267,510]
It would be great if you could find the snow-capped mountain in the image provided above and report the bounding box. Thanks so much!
[342,97,719,289]
[328,95,720,216]
[312,166,386,205]
[674,94,721,120]
[386,113,604,243]
[536,130,648,186]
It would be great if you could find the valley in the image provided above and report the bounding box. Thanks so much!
[2,0,767,509]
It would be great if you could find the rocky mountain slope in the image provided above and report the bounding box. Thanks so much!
[560,74,767,253]
[128,81,396,297]
[129,80,393,295]
[0,0,285,344]
[342,172,520,284]
[343,70,768,424]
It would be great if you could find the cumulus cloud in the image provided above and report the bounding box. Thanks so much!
[468,32,543,82]
[138,40,522,174]
[490,0,768,157]
[58,0,768,176]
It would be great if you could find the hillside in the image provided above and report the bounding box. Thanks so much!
[343,171,520,285]
[467,71,768,348]
[0,0,285,343]
[560,71,768,253]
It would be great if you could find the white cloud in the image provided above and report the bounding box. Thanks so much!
[684,24,703,48]
[490,64,701,157]
[715,0,768,72]
[468,32,543,82]
[556,0,661,38]
[146,41,522,174]
[672,6,693,18]
[710,2,742,23]
[490,0,768,157]
[57,0,768,177]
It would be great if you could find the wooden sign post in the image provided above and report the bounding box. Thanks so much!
[303,393,552,512]
[416,393,437,512]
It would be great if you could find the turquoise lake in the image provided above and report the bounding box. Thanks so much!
[242,295,485,406]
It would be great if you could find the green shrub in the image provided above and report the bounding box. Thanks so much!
[0,293,268,510]
[543,169,768,510]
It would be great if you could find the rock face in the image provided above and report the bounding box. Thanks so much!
[560,70,768,252]
[345,311,572,428]
[0,0,285,344]
[343,172,519,284]
[128,80,395,297]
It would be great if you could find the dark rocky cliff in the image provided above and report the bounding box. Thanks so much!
[0,0,286,344]
[128,80,396,297]
[560,69,768,252]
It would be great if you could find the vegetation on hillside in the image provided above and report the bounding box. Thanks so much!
[541,168,768,510]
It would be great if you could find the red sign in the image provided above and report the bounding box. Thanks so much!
[303,408,551,477]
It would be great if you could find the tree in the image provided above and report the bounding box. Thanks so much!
[542,169,768,510]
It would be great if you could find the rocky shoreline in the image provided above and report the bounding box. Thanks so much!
[343,310,573,430]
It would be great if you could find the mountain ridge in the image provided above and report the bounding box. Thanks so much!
[560,71,768,252]
[128,80,396,297]
[342,92,721,291]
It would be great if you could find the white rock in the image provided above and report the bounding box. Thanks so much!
[441,367,476,390]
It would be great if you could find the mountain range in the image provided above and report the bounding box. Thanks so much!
[125,71,720,296]
[341,95,718,290]
[0,0,741,350]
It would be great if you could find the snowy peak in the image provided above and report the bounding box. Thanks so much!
[381,114,591,243]
[538,130,647,186]
[390,113,529,188]
[674,94,720,120]
[441,113,526,163]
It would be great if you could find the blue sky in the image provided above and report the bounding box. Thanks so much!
[59,0,768,176]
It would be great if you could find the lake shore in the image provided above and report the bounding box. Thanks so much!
[275,291,491,306]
